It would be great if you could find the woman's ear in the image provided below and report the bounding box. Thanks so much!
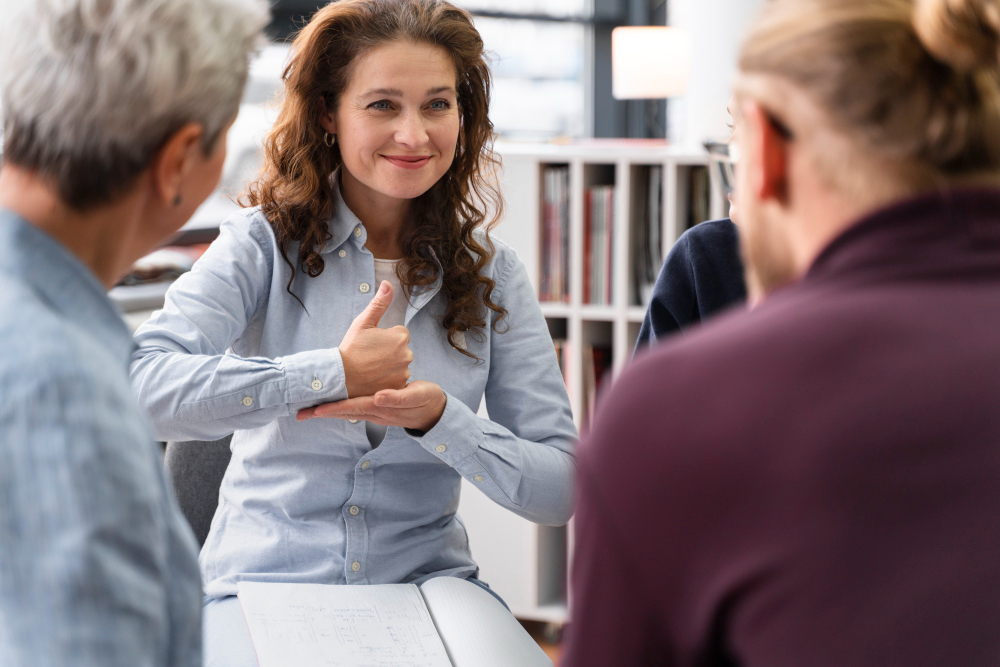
[151,123,205,207]
[317,96,337,135]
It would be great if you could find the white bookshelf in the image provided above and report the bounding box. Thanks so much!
[458,141,726,625]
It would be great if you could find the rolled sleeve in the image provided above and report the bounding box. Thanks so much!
[131,213,350,442]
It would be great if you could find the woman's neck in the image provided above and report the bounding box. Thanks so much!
[339,169,409,260]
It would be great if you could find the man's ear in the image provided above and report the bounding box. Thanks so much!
[151,123,205,206]
[318,96,337,136]
[743,100,790,207]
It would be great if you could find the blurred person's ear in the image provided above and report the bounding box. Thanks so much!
[743,100,790,209]
[151,123,209,208]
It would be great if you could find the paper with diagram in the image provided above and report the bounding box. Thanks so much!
[237,577,552,667]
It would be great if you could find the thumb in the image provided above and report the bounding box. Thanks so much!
[349,281,392,331]
[373,387,411,408]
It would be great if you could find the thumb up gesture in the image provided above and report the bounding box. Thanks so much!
[339,281,413,398]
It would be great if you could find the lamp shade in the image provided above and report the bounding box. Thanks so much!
[612,26,692,100]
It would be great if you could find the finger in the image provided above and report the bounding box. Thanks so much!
[312,396,377,418]
[297,407,317,421]
[373,384,426,408]
[347,281,392,332]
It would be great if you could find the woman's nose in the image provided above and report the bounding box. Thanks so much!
[393,110,429,148]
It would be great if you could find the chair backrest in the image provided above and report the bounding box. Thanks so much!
[163,435,233,547]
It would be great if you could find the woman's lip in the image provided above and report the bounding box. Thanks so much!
[383,155,432,169]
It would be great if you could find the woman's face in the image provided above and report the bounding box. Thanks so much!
[323,40,460,203]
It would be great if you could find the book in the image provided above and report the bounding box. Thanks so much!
[581,343,613,429]
[686,166,710,231]
[584,184,615,305]
[237,577,553,667]
[630,166,663,306]
[540,165,570,303]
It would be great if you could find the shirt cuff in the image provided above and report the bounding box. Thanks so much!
[405,391,482,465]
[279,347,348,407]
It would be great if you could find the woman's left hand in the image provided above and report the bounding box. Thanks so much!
[297,380,447,433]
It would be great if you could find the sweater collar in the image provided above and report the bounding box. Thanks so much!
[805,188,1000,284]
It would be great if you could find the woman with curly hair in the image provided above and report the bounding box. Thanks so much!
[129,0,576,662]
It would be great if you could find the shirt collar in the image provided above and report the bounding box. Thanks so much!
[0,208,134,366]
[323,171,444,316]
[322,173,369,254]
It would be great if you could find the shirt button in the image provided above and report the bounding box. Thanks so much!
[435,444,447,453]
[351,560,361,572]
[474,475,484,482]
[349,419,358,424]
[311,379,323,391]
[349,505,360,516]
[354,227,363,238]
[338,249,347,258]
[360,283,370,293]
[242,396,253,407]
[361,460,371,470]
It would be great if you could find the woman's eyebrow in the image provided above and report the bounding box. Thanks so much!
[360,87,405,97]
[359,86,456,97]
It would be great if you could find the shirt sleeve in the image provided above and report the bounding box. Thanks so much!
[405,253,578,526]
[130,214,348,443]
[0,372,195,667]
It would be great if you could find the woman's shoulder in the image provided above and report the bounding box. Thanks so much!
[217,205,278,252]
[471,230,521,286]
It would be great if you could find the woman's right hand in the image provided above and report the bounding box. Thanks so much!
[339,281,413,398]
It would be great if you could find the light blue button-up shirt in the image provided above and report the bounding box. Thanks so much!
[0,210,202,666]
[130,184,577,597]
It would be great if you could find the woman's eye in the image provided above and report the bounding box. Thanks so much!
[429,100,451,111]
[369,100,392,111]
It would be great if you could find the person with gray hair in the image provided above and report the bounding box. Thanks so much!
[0,0,268,665]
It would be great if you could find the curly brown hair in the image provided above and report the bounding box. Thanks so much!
[242,0,507,358]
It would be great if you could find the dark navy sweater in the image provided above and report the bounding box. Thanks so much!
[634,218,747,351]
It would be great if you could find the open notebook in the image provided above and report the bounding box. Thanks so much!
[237,577,553,667]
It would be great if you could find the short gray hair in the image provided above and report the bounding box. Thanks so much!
[0,0,270,208]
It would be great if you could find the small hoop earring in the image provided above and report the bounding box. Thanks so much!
[323,132,336,147]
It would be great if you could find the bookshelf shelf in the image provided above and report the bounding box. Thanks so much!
[626,306,648,323]
[539,303,573,318]
[578,306,617,321]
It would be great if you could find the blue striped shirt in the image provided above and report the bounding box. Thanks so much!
[0,210,202,666]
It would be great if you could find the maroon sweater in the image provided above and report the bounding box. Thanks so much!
[564,190,1000,666]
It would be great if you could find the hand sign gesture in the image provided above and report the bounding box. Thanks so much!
[338,281,413,398]
[297,380,447,433]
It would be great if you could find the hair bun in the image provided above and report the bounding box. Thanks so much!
[914,0,1000,73]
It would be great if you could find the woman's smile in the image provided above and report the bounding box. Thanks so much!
[382,154,432,169]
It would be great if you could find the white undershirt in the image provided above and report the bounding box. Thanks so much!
[366,258,406,447]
